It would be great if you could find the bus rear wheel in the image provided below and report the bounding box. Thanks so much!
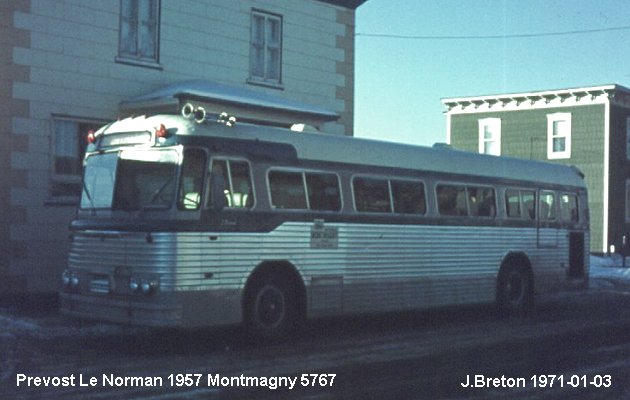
[245,276,297,340]
[496,264,533,314]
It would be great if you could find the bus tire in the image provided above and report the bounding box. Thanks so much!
[496,263,533,314]
[245,275,297,340]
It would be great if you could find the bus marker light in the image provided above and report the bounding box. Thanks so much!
[155,124,167,138]
[86,130,96,144]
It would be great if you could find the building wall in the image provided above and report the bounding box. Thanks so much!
[4,0,358,294]
[1,0,31,293]
[608,104,630,252]
[449,104,606,252]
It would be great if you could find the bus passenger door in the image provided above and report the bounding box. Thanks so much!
[537,190,558,248]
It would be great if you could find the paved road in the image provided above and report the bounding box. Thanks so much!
[2,287,630,399]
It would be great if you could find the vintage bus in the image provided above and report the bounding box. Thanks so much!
[60,105,589,338]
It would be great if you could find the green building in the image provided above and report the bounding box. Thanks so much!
[442,84,630,253]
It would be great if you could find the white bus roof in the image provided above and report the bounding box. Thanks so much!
[97,115,586,189]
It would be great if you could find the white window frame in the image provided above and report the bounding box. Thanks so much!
[249,10,283,87]
[117,0,160,67]
[478,118,501,155]
[547,112,572,159]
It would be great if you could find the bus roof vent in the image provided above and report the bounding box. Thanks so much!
[432,142,452,150]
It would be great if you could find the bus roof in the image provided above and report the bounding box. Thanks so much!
[97,115,586,189]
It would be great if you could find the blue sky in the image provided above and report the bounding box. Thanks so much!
[354,0,630,146]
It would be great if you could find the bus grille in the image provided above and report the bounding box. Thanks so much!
[89,274,110,294]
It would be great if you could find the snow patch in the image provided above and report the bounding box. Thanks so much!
[590,255,630,289]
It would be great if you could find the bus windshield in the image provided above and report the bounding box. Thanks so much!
[81,149,179,211]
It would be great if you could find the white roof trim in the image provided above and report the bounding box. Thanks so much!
[442,84,630,114]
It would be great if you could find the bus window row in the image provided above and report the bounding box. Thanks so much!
[176,151,581,223]
[505,188,578,222]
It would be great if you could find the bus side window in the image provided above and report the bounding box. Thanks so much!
[228,161,253,208]
[505,189,521,218]
[306,173,341,211]
[269,171,307,209]
[353,177,391,213]
[539,191,556,220]
[437,185,467,216]
[178,149,207,210]
[522,190,536,220]
[207,160,253,210]
[207,160,228,210]
[469,186,495,217]
[560,193,579,222]
[391,180,426,215]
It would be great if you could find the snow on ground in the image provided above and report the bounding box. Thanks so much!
[589,254,630,290]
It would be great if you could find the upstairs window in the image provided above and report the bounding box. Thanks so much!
[118,0,160,66]
[478,118,501,156]
[547,113,571,159]
[250,10,282,86]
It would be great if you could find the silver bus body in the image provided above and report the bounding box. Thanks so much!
[60,113,589,332]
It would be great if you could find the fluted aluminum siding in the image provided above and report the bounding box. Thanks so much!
[69,223,588,319]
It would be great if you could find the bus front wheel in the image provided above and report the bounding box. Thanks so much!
[496,264,533,313]
[245,276,297,340]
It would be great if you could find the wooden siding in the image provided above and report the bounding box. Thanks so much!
[608,105,630,251]
[449,104,606,252]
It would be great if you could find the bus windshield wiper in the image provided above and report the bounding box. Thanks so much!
[82,180,96,215]
[139,176,174,213]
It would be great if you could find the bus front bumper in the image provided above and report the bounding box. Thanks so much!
[59,292,184,327]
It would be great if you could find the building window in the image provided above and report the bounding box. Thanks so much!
[626,117,630,161]
[547,113,571,159]
[250,10,282,86]
[51,117,105,202]
[478,118,501,155]
[118,0,160,66]
[626,180,630,223]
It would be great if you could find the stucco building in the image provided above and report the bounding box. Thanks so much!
[0,0,366,295]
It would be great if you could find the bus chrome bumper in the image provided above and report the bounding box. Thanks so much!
[59,292,184,327]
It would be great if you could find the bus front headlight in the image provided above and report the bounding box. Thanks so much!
[62,269,79,289]
[129,277,140,292]
[140,280,159,295]
[62,270,71,287]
